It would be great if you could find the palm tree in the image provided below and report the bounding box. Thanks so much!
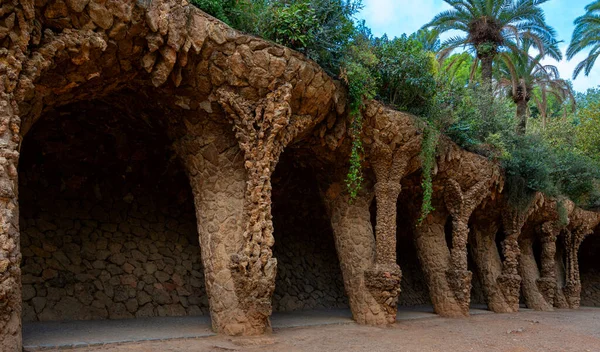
[532,80,575,130]
[410,29,442,52]
[424,0,558,93]
[497,39,568,134]
[567,1,600,78]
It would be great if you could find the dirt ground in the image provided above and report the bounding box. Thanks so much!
[38,308,600,352]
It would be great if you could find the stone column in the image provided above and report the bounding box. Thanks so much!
[469,219,512,312]
[321,181,391,325]
[443,178,490,315]
[537,222,559,307]
[363,137,420,320]
[563,229,587,309]
[175,120,263,335]
[553,243,570,309]
[0,1,31,346]
[415,208,465,317]
[0,92,22,352]
[194,83,308,334]
[519,235,553,311]
[496,199,541,313]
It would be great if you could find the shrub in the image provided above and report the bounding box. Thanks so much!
[372,35,437,115]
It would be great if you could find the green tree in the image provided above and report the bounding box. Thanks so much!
[372,34,437,114]
[567,1,600,78]
[575,88,600,165]
[423,0,558,93]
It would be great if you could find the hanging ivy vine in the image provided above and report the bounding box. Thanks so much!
[341,41,378,200]
[418,125,439,223]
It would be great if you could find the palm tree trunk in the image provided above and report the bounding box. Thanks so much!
[516,99,528,135]
[542,111,547,130]
[481,55,494,94]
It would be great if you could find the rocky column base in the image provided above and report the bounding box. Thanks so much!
[564,283,582,309]
[496,274,521,312]
[364,264,402,322]
[536,277,556,307]
[446,269,472,314]
[322,183,393,326]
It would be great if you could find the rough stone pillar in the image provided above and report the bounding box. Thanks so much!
[0,89,22,352]
[496,199,541,312]
[519,235,553,311]
[563,229,587,309]
[553,244,569,309]
[469,219,511,312]
[321,181,392,325]
[363,137,420,320]
[0,1,32,348]
[415,208,465,317]
[175,120,263,335]
[199,83,308,334]
[536,222,559,308]
[443,179,490,315]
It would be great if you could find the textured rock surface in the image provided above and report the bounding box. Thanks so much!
[2,1,600,349]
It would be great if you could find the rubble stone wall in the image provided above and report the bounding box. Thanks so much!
[19,101,209,322]
[271,162,348,312]
[580,233,600,307]
[20,186,208,322]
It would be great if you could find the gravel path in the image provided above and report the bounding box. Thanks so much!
[24,308,600,352]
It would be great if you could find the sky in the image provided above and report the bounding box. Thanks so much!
[358,0,598,93]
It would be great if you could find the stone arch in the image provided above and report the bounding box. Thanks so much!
[19,93,209,322]
[4,1,340,346]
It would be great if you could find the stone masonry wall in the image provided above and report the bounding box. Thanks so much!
[19,101,209,322]
[271,161,348,311]
[580,233,600,307]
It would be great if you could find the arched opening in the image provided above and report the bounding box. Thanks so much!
[579,230,600,307]
[19,95,208,323]
[271,155,348,312]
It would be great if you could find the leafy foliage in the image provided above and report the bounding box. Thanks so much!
[372,35,437,115]
[341,29,378,199]
[263,1,318,49]
[419,126,439,223]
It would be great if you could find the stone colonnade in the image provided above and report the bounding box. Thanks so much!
[1,1,600,351]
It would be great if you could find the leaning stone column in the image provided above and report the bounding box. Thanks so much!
[415,208,465,317]
[519,233,553,311]
[553,243,570,309]
[0,1,30,346]
[364,137,420,320]
[470,218,510,312]
[321,181,391,325]
[0,78,23,352]
[175,120,258,335]
[443,178,490,315]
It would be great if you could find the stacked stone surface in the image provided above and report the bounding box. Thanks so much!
[1,1,600,351]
